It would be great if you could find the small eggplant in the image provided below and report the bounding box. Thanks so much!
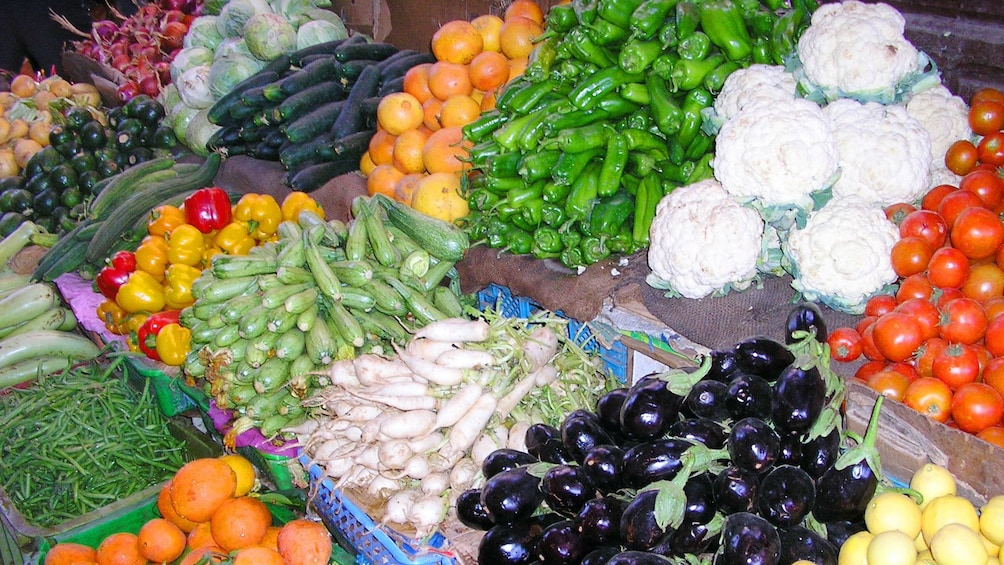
[812,398,884,524]
[756,465,816,528]
[542,464,596,516]
[785,302,828,345]
[713,465,761,514]
[726,372,775,420]
[478,522,543,565]
[581,444,625,495]
[537,519,590,565]
[619,376,683,441]
[733,336,795,382]
[717,512,781,565]
[682,472,717,525]
[622,437,695,489]
[525,423,561,454]
[606,551,676,564]
[777,431,803,468]
[771,364,826,433]
[481,466,545,525]
[727,417,781,474]
[595,387,629,434]
[483,448,538,479]
[580,546,621,565]
[575,496,626,546]
[456,488,495,530]
[800,430,840,480]
[532,437,576,465]
[823,519,867,548]
[707,348,741,382]
[777,525,838,565]
[561,409,616,463]
[683,379,731,421]
[667,418,727,449]
[665,520,718,556]
[620,489,675,550]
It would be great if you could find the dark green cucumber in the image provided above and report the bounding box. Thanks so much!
[281,99,348,144]
[208,70,281,125]
[206,124,241,152]
[289,37,353,66]
[378,51,436,81]
[278,132,337,170]
[285,157,362,192]
[318,129,375,161]
[87,157,175,220]
[337,59,380,81]
[272,80,348,123]
[265,56,341,100]
[334,42,399,63]
[329,65,382,139]
[377,76,405,97]
[240,84,273,108]
[247,141,279,161]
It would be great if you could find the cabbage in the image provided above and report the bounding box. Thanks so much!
[201,0,228,15]
[296,20,348,50]
[171,101,200,146]
[170,47,215,83]
[214,37,254,60]
[217,0,271,38]
[295,7,348,30]
[274,0,315,20]
[183,16,224,50]
[176,65,215,109]
[158,83,181,111]
[186,109,221,157]
[208,55,265,99]
[244,13,298,61]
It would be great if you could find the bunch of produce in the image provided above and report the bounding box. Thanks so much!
[0,356,185,528]
[202,36,432,191]
[162,0,351,156]
[361,1,545,223]
[182,194,470,444]
[63,0,204,101]
[461,0,815,269]
[289,312,619,537]
[43,454,336,565]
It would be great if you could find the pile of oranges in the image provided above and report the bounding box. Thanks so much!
[43,455,333,565]
[360,0,546,224]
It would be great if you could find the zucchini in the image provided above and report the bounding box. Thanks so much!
[289,37,352,66]
[378,52,437,81]
[329,65,382,139]
[266,56,341,100]
[86,157,175,220]
[272,80,348,123]
[334,42,399,63]
[208,70,282,125]
[373,194,470,262]
[285,157,360,192]
[281,99,348,144]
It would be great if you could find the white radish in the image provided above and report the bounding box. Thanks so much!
[534,364,558,386]
[414,318,491,342]
[448,392,498,453]
[507,421,530,452]
[523,326,559,373]
[323,457,353,479]
[356,444,382,470]
[353,392,438,412]
[434,382,484,429]
[421,471,450,495]
[406,337,461,362]
[401,454,431,480]
[313,437,350,461]
[353,354,411,386]
[343,425,363,442]
[281,418,319,437]
[449,457,480,492]
[362,415,393,443]
[368,381,430,397]
[379,409,438,439]
[495,369,542,417]
[435,348,497,370]
[366,474,402,499]
[394,344,466,386]
[383,488,422,525]
[378,439,414,469]
[470,432,501,467]
[409,431,447,454]
[343,405,385,422]
[407,493,449,536]
[328,359,360,387]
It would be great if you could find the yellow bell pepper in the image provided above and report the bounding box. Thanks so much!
[234,193,282,241]
[96,299,130,335]
[117,270,167,313]
[167,224,205,267]
[155,323,191,366]
[135,235,170,280]
[125,313,148,352]
[281,192,325,222]
[202,245,223,266]
[215,221,257,256]
[164,263,202,310]
[147,204,186,237]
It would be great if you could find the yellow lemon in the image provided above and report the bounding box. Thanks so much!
[922,495,980,546]
[930,523,988,565]
[219,453,258,497]
[910,464,957,510]
[866,491,923,539]
[982,496,1004,546]
[867,530,919,565]
[839,530,874,565]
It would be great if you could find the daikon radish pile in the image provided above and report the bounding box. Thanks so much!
[286,309,619,538]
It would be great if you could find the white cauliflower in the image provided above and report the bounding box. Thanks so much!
[713,97,840,220]
[714,64,799,123]
[784,200,899,314]
[796,0,929,103]
[824,98,932,206]
[647,179,767,300]
[906,84,972,185]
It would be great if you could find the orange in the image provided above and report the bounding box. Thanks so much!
[410,172,470,224]
[439,95,482,128]
[187,521,216,551]
[392,128,430,174]
[431,20,483,65]
[277,519,333,565]
[499,16,543,60]
[402,63,434,104]
[209,496,271,552]
[157,482,198,533]
[376,92,424,136]
[468,51,511,93]
[218,454,257,497]
[359,151,377,176]
[471,14,504,53]
[394,172,427,205]
[481,88,498,111]
[422,97,444,131]
[423,126,472,175]
[367,129,397,166]
[232,546,285,565]
[95,532,145,565]
[366,163,406,198]
[508,56,530,82]
[169,458,237,523]
[260,526,282,551]
[178,546,226,565]
[44,542,96,565]
[427,61,473,101]
[138,518,187,563]
[505,0,545,24]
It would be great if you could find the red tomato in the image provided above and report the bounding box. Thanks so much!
[936,287,966,309]
[904,376,953,422]
[933,343,981,390]
[982,356,1004,398]
[984,314,1004,357]
[972,87,1004,106]
[951,382,1004,434]
[895,297,941,340]
[891,236,933,278]
[856,315,878,335]
[855,360,890,381]
[940,297,989,344]
[872,311,926,362]
[978,132,1004,167]
[922,184,958,212]
[867,370,911,402]
[897,274,935,302]
[860,324,884,362]
[961,262,1004,303]
[884,202,917,226]
[915,337,949,379]
[984,295,1004,319]
[938,189,986,228]
[827,327,863,362]
[951,206,1004,260]
[977,426,1004,449]
[969,100,1004,136]
[945,139,979,176]
[927,247,971,289]
[865,294,899,317]
[899,209,949,249]
[887,361,921,382]
[960,168,1004,212]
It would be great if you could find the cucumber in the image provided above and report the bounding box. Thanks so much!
[334,42,399,63]
[281,99,348,144]
[337,59,380,81]
[278,131,337,171]
[289,37,352,66]
[329,65,382,139]
[377,76,406,97]
[373,194,470,262]
[266,56,341,100]
[378,51,437,81]
[285,157,361,192]
[208,70,282,126]
[248,141,279,161]
[319,129,375,161]
[240,84,273,108]
[86,157,175,219]
[272,80,348,123]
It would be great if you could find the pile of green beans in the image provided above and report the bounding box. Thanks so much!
[0,357,186,527]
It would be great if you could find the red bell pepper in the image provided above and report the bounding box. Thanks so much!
[184,187,233,234]
[137,309,182,362]
[95,250,137,300]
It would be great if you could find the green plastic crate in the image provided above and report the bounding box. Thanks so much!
[122,355,207,417]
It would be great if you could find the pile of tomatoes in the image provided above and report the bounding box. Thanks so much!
[828,87,1004,445]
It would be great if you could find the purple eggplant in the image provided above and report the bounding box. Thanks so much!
[733,336,795,382]
[479,522,544,565]
[457,488,495,530]
[525,423,560,453]
[800,430,840,480]
[728,417,781,474]
[716,512,781,565]
[619,376,683,441]
[665,520,719,556]
[581,444,625,495]
[682,472,717,524]
[823,520,867,547]
[596,387,629,434]
[757,465,816,528]
[481,466,545,525]
[537,519,591,565]
[542,464,596,516]
[708,348,741,382]
[622,437,695,489]
[580,546,621,565]
[683,379,731,421]
[575,496,626,546]
[620,489,675,550]
[562,409,616,463]
[483,448,539,479]
[778,525,838,565]
[771,365,826,433]
[607,551,676,564]
[714,465,761,514]
[533,437,576,464]
[785,302,828,345]
[812,398,884,524]
[777,431,803,467]
[726,372,775,420]
[667,418,727,449]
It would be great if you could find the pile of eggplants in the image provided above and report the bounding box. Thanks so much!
[458,303,886,565]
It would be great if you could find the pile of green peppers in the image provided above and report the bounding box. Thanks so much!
[460,0,816,269]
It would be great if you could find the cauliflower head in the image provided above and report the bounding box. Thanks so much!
[714,64,799,122]
[714,98,840,214]
[796,1,925,103]
[824,98,932,206]
[906,84,972,183]
[784,200,899,314]
[647,179,766,300]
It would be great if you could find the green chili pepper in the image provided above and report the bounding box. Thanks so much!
[650,52,680,82]
[628,151,660,178]
[675,2,701,41]
[632,173,661,246]
[493,75,531,111]
[733,0,760,20]
[520,198,545,227]
[586,17,631,47]
[659,159,697,183]
[704,60,742,93]
[686,153,714,184]
[699,0,754,61]
[645,74,683,137]
[543,122,614,153]
[468,188,500,211]
[569,66,645,109]
[597,0,647,29]
[667,136,685,165]
[463,110,507,143]
[541,203,567,226]
[672,53,725,91]
[619,38,664,74]
[545,3,578,33]
[518,101,573,151]
[506,181,545,209]
[630,0,682,40]
[506,228,534,255]
[495,202,518,220]
[677,31,712,61]
[560,247,584,268]
[566,163,602,220]
[560,28,615,68]
[685,132,714,160]
[760,0,785,10]
[594,93,643,116]
[624,107,654,131]
[589,190,635,237]
[532,226,564,255]
[572,0,599,24]
[658,20,679,50]
[752,37,772,65]
[543,181,573,203]
[619,82,651,105]
[580,235,611,264]
[468,139,504,169]
[677,86,713,149]
[486,151,524,178]
[608,227,635,254]
[770,5,807,65]
[519,150,563,182]
[492,112,537,150]
[525,36,560,83]
[553,147,604,186]
[503,78,561,114]
[485,175,527,195]
[485,217,512,248]
[748,9,776,39]
[560,227,582,250]
[597,133,629,198]
[623,127,670,155]
[510,210,536,232]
